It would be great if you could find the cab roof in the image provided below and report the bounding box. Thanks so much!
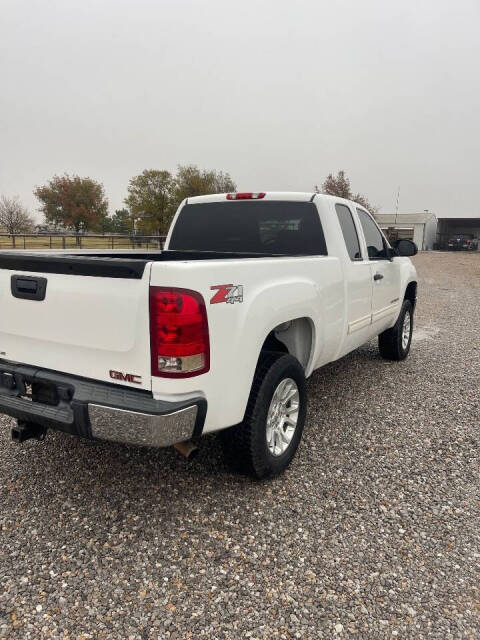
[185,192,369,210]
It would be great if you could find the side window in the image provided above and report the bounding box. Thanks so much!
[335,204,362,260]
[357,209,388,260]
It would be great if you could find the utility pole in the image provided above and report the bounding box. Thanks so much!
[394,186,400,224]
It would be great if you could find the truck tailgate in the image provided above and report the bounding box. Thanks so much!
[0,257,152,390]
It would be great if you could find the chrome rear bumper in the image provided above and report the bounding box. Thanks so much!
[89,404,198,448]
[0,359,206,448]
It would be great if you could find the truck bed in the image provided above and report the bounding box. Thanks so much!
[0,250,289,279]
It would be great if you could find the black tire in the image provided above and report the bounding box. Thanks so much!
[378,299,413,361]
[221,352,307,479]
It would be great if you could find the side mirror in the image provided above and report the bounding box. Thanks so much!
[393,239,418,257]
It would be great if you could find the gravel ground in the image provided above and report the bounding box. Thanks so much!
[0,252,479,639]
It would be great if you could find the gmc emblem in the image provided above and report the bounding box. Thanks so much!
[109,370,142,384]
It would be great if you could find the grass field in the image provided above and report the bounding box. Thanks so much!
[0,235,165,250]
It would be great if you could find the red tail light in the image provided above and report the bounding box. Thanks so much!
[150,287,210,378]
[226,192,265,200]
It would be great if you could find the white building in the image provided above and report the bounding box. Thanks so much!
[374,212,437,250]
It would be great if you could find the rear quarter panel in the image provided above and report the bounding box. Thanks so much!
[150,256,344,432]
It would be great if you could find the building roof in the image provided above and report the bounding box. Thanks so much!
[437,216,480,221]
[375,212,437,224]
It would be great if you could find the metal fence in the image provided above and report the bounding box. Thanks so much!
[0,234,167,250]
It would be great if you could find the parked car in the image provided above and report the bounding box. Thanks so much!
[0,193,418,478]
[447,234,478,250]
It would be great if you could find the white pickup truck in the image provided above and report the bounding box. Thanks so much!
[0,192,418,478]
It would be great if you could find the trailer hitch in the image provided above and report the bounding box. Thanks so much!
[11,420,47,443]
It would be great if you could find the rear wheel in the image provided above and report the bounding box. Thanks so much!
[378,299,413,360]
[221,353,307,479]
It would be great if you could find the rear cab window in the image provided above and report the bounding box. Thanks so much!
[335,204,362,260]
[169,201,327,256]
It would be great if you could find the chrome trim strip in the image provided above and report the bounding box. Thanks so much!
[89,404,197,448]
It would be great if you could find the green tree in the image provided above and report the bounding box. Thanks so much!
[34,174,109,234]
[97,209,133,234]
[99,216,113,234]
[124,166,237,235]
[110,208,133,234]
[124,170,175,235]
[320,170,377,213]
[174,165,236,205]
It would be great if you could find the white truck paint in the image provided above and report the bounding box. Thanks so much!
[0,193,417,476]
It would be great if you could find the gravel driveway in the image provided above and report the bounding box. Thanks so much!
[0,252,479,639]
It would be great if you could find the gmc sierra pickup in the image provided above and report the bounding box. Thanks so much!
[0,192,418,478]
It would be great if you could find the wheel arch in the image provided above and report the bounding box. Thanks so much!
[259,316,315,373]
[404,280,417,309]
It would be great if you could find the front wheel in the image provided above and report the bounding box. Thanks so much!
[378,299,413,360]
[221,353,307,479]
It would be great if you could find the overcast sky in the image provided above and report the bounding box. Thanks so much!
[1,0,479,221]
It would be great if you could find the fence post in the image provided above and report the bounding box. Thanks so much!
[111,236,114,250]
[12,235,15,249]
[49,235,52,249]
[23,235,26,249]
[62,236,66,249]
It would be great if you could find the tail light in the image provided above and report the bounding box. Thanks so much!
[226,192,265,200]
[150,287,210,378]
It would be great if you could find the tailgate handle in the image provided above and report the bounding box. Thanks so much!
[11,275,47,301]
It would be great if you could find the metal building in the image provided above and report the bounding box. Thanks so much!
[374,212,438,250]
[436,216,480,250]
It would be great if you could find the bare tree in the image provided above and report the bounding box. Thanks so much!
[0,196,35,234]
[320,170,378,214]
[322,170,351,199]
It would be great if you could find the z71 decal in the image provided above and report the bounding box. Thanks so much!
[210,284,244,305]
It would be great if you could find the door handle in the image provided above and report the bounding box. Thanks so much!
[11,275,48,301]
[373,273,384,281]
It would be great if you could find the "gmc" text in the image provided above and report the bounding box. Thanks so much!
[109,370,142,384]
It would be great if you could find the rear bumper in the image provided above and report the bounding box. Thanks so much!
[88,404,198,447]
[0,360,206,448]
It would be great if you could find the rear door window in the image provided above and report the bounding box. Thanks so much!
[335,204,362,260]
[169,201,327,255]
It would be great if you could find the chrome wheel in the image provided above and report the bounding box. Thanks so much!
[266,378,300,457]
[402,310,411,350]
